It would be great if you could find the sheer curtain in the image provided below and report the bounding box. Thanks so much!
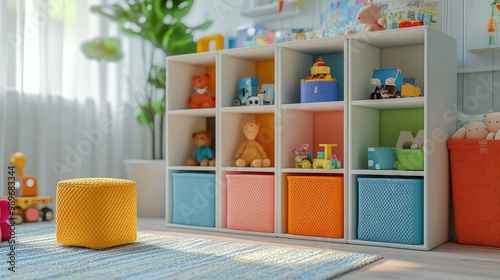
[0,0,149,199]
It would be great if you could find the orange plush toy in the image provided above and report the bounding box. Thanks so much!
[188,73,215,109]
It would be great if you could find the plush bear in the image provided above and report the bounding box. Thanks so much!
[451,121,489,140]
[345,0,386,35]
[188,73,215,109]
[186,131,215,166]
[235,121,271,167]
[484,112,500,140]
[0,199,12,242]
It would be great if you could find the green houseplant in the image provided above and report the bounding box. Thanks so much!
[81,0,212,160]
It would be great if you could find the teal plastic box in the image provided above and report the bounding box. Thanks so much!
[368,147,396,170]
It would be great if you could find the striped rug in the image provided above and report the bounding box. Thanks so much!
[1,225,381,279]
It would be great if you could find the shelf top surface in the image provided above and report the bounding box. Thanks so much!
[167,108,216,117]
[166,51,217,66]
[281,101,345,112]
[219,45,276,61]
[221,105,276,114]
[279,36,346,54]
[350,97,424,109]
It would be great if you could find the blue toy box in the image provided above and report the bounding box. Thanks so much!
[357,177,423,245]
[367,147,396,170]
[300,81,339,103]
[172,172,215,227]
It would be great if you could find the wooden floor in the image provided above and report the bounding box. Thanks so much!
[138,217,500,280]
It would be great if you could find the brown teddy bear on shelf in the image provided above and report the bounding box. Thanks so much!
[484,112,500,140]
[235,121,271,167]
[188,73,215,109]
[186,130,215,166]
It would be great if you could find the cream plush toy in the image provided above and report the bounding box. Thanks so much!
[451,121,489,140]
[345,0,387,35]
[484,112,500,140]
[235,121,271,167]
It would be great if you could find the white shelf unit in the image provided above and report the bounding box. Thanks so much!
[165,26,457,250]
[347,27,457,250]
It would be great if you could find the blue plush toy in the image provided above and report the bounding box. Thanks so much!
[186,131,215,166]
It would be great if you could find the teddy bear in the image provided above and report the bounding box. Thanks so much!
[484,112,500,140]
[235,121,271,167]
[186,130,215,166]
[188,73,215,109]
[0,199,12,242]
[345,0,387,35]
[451,121,489,140]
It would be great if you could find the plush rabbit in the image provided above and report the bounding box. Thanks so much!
[345,0,387,34]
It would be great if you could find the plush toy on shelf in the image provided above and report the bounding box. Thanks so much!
[484,111,500,139]
[345,0,387,35]
[234,121,271,168]
[0,199,12,242]
[188,73,215,109]
[186,130,215,166]
[451,121,489,140]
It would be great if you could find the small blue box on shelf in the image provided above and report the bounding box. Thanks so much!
[357,177,423,245]
[172,172,215,227]
[368,147,396,170]
[300,81,339,103]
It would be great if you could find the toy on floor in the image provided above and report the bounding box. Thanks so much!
[235,121,271,167]
[0,199,12,241]
[484,112,500,139]
[345,0,386,35]
[189,73,215,109]
[186,130,215,166]
[5,152,54,224]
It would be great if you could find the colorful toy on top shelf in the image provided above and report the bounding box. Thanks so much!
[189,73,215,109]
[196,34,224,52]
[186,130,215,166]
[233,77,259,106]
[7,152,54,224]
[292,144,312,169]
[300,57,339,103]
[312,144,341,169]
[0,199,12,241]
[398,20,424,28]
[370,67,403,99]
[345,0,387,35]
[235,121,271,168]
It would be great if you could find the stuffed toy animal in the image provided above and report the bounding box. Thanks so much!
[188,73,215,109]
[451,121,489,140]
[484,112,500,140]
[235,121,271,167]
[345,0,386,35]
[0,199,12,242]
[186,130,215,166]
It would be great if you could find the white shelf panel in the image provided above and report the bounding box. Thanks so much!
[221,167,276,173]
[277,233,347,243]
[220,106,276,114]
[351,97,424,109]
[279,36,346,54]
[281,101,345,112]
[219,45,276,61]
[347,239,428,251]
[167,223,218,232]
[167,108,216,117]
[281,168,345,175]
[168,166,217,172]
[166,51,217,66]
[467,47,500,52]
[351,169,424,177]
[218,228,277,237]
[348,26,428,48]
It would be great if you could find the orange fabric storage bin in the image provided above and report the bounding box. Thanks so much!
[287,176,344,238]
[447,140,500,247]
[226,174,274,233]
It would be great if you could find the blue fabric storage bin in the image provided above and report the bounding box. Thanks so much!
[300,81,339,103]
[357,177,423,245]
[172,172,215,227]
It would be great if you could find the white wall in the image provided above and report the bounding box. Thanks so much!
[186,0,500,114]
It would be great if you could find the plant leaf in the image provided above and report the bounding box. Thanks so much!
[80,37,123,61]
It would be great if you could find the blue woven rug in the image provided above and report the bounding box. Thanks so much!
[1,225,381,279]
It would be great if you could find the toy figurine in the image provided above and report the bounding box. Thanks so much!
[186,131,215,166]
[188,73,215,109]
[235,121,271,167]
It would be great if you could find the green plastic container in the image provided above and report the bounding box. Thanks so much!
[395,149,424,171]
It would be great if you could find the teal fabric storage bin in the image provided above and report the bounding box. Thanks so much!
[357,177,423,245]
[172,173,215,227]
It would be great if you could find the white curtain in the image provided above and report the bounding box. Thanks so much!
[0,0,150,200]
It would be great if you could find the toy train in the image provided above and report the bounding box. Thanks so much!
[292,144,341,169]
[233,77,275,106]
[5,152,54,224]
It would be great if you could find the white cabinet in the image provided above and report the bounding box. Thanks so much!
[165,26,457,250]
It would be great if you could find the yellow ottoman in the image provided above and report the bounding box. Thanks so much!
[56,178,137,249]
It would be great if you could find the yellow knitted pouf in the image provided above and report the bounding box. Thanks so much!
[56,178,137,249]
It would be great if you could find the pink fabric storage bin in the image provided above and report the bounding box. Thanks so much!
[226,174,274,233]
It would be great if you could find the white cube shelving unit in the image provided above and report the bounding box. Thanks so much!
[165,26,457,250]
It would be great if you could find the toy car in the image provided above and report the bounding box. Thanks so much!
[292,144,312,169]
[312,144,341,169]
[370,67,403,99]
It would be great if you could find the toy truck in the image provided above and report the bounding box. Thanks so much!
[370,67,403,99]
[312,144,341,169]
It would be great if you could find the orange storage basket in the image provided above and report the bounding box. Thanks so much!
[287,176,344,238]
[447,140,500,247]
